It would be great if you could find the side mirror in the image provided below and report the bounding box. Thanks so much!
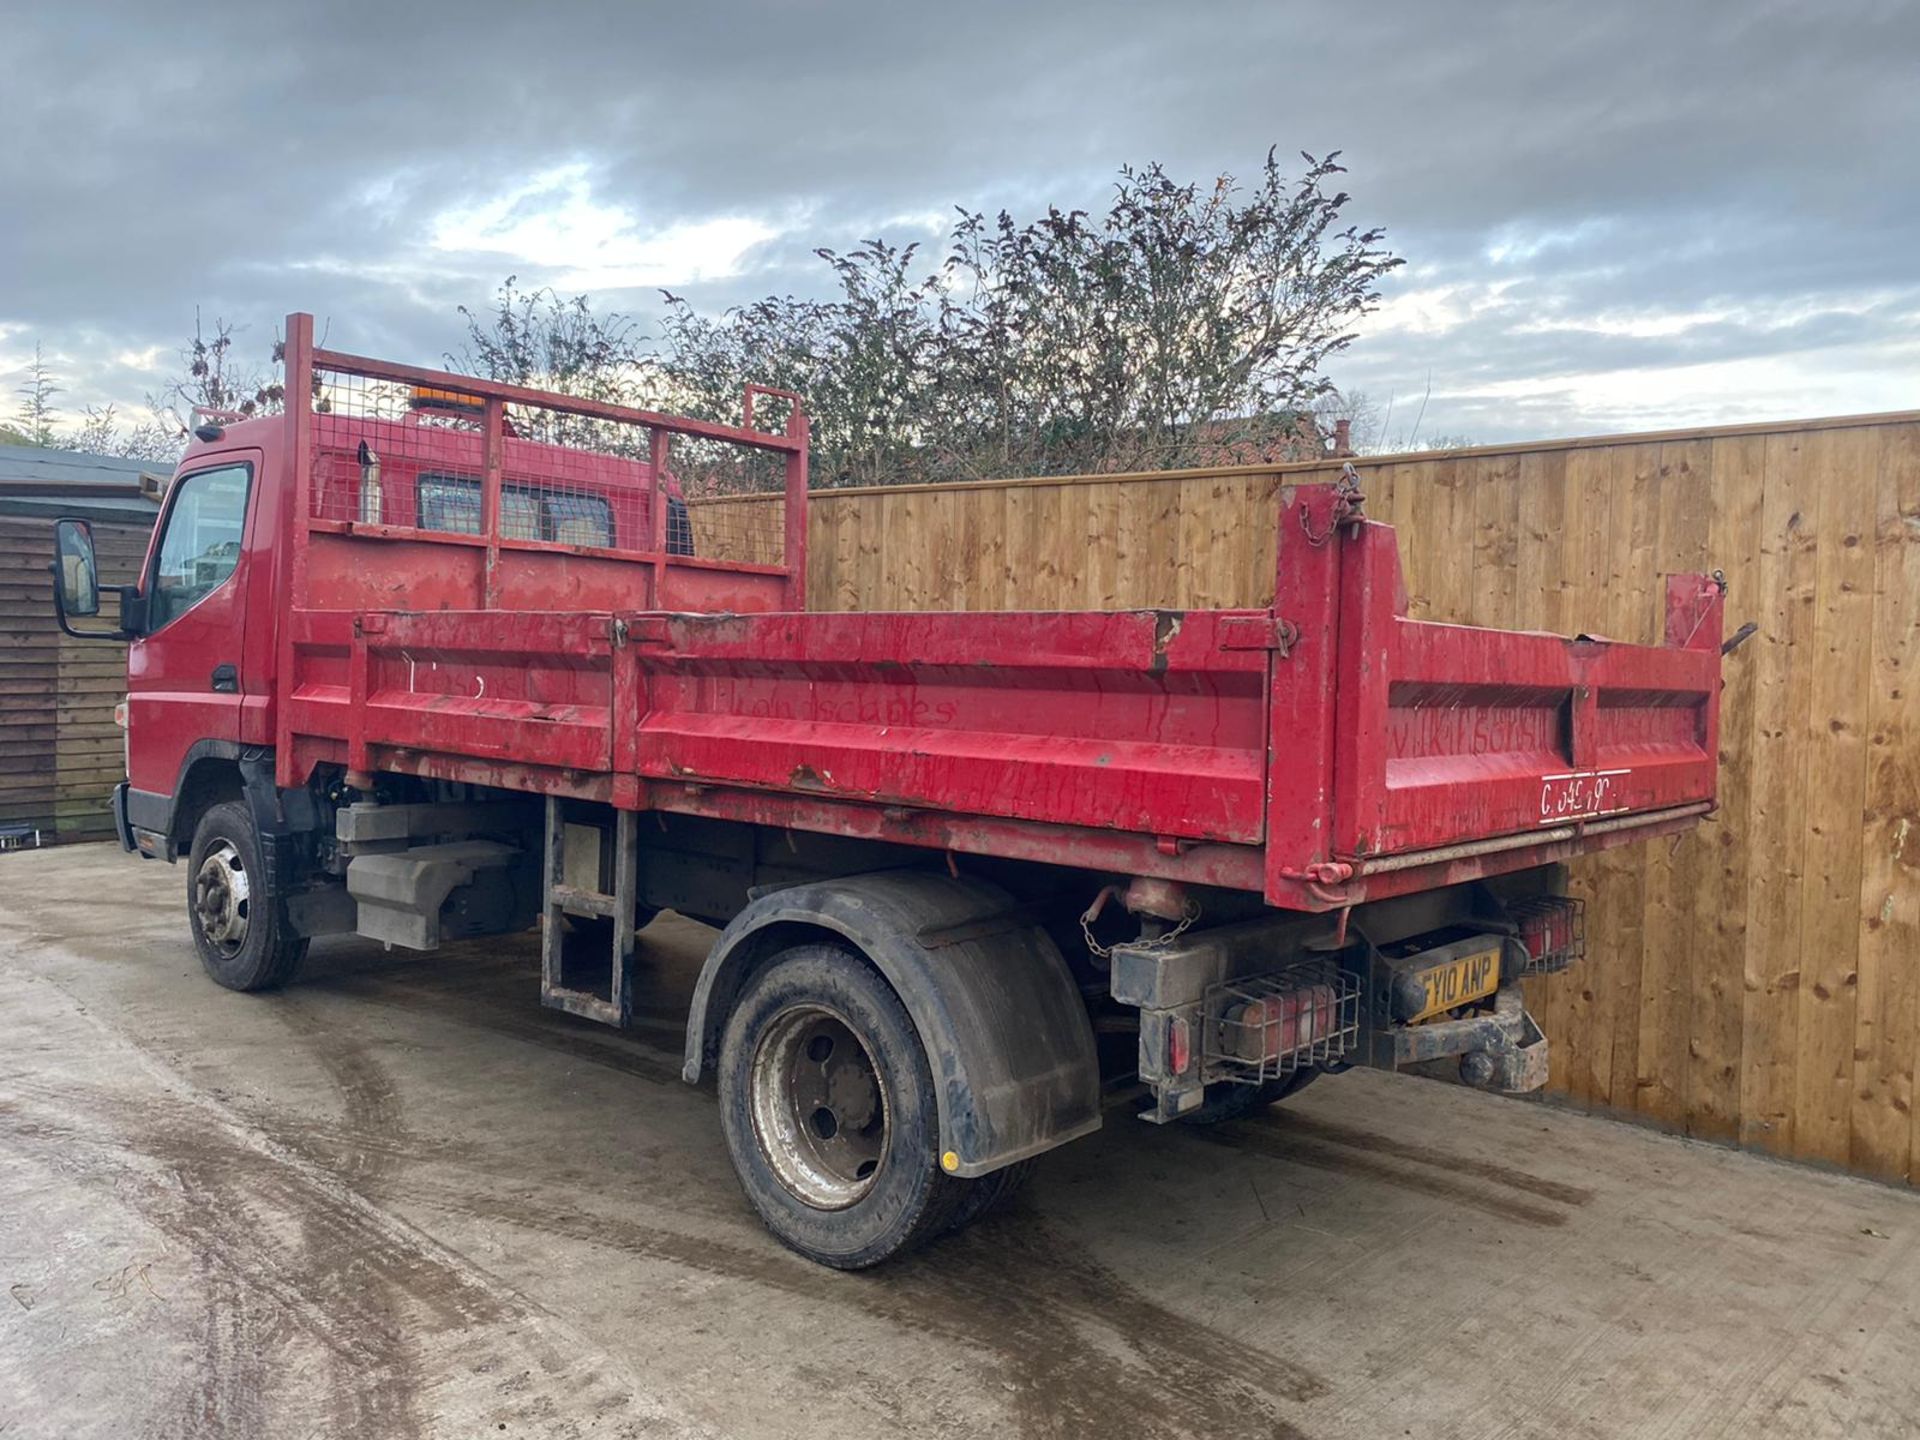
[50,517,129,641]
[54,518,101,617]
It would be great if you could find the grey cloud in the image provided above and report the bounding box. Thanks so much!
[4,0,1917,438]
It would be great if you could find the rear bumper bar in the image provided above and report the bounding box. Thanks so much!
[1356,801,1713,877]
[1391,983,1549,1093]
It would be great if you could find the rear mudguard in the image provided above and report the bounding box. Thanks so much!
[682,871,1101,1178]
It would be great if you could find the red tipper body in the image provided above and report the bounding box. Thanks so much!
[143,317,1722,915]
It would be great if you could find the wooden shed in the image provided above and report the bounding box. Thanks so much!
[0,445,165,847]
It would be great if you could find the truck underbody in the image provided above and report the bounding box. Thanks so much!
[73,314,1724,1267]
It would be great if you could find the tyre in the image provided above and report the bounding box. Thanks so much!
[718,943,962,1269]
[1178,1067,1321,1126]
[186,799,309,992]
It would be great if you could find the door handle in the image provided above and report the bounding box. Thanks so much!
[210,664,238,693]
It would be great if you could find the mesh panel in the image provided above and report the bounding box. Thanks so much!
[306,367,793,566]
[673,435,790,567]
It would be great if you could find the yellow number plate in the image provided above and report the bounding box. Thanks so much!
[1411,945,1502,1023]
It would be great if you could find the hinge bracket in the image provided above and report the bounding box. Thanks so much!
[1218,615,1300,657]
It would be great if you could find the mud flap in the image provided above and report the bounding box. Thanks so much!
[684,872,1102,1177]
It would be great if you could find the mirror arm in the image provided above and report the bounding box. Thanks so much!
[49,575,130,641]
[117,585,147,639]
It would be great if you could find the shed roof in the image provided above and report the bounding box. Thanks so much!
[0,443,171,523]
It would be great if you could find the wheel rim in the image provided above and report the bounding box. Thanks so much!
[749,1003,890,1210]
[193,840,250,958]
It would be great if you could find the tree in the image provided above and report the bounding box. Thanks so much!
[658,150,1401,486]
[659,239,945,488]
[450,276,657,447]
[149,310,285,440]
[70,404,181,462]
[1312,387,1379,453]
[11,343,61,446]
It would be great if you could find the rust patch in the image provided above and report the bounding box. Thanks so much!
[1147,610,1186,678]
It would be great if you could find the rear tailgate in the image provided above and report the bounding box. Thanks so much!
[1329,520,1723,863]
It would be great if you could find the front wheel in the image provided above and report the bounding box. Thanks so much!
[718,943,965,1268]
[186,799,308,992]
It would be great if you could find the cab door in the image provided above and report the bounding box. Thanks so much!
[124,455,259,804]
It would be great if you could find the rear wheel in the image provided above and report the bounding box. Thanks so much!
[186,800,308,992]
[718,944,962,1268]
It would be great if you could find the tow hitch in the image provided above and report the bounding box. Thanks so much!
[1393,982,1550,1093]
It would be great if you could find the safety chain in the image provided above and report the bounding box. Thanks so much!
[1300,462,1367,547]
[1081,900,1200,961]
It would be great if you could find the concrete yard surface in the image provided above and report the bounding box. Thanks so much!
[2,842,1917,1439]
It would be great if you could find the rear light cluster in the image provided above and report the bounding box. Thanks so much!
[1507,895,1586,975]
[1167,1015,1193,1075]
[1204,959,1359,1085]
[1222,987,1339,1063]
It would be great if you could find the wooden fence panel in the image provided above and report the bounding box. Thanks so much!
[699,410,1920,1183]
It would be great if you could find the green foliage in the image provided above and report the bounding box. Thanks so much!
[70,403,181,462]
[150,311,284,437]
[658,150,1401,485]
[11,343,61,446]
[449,276,654,445]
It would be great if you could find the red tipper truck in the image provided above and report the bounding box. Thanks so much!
[49,315,1726,1268]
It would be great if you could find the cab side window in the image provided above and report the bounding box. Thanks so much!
[416,472,612,548]
[149,463,251,630]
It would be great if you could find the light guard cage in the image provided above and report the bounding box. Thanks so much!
[1203,957,1362,1085]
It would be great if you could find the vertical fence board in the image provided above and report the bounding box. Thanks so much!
[1794,429,1879,1166]
[1515,452,1573,1088]
[1562,446,1618,1107]
[1692,433,1766,1141]
[1852,425,1920,1181]
[1639,439,1715,1127]
[1740,432,1819,1154]
[1604,444,1660,1113]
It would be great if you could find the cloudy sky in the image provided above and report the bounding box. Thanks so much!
[4,0,1917,446]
